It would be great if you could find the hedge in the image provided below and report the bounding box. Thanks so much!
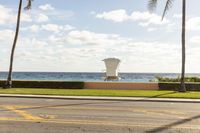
[1,80,200,91]
[158,82,200,91]
[0,80,84,89]
[155,76,200,82]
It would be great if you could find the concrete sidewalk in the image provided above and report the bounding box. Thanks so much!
[0,94,200,103]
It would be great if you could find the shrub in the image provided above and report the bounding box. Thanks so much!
[0,80,84,89]
[158,82,200,91]
[155,76,200,82]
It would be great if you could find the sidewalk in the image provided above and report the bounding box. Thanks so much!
[0,94,200,103]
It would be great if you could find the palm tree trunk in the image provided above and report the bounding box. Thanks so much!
[180,0,186,92]
[5,0,23,88]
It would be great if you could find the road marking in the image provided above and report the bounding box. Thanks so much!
[39,114,56,119]
[0,117,199,130]
[0,105,186,119]
[0,117,22,121]
[3,106,43,121]
[0,105,191,115]
[39,106,186,118]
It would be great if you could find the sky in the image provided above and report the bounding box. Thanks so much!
[0,0,200,73]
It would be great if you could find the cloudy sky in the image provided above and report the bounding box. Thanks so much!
[0,0,200,73]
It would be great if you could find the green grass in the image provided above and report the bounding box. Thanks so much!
[0,88,200,99]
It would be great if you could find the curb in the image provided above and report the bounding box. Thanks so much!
[0,94,200,103]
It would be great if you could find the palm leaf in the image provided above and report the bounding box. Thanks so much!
[148,0,158,12]
[24,0,33,10]
[162,0,174,20]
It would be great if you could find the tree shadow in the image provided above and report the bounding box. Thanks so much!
[0,91,176,112]
[0,91,178,112]
[129,91,177,102]
[150,91,176,98]
[146,114,200,133]
[0,101,121,112]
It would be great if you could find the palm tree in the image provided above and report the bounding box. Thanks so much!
[148,0,186,92]
[5,0,33,88]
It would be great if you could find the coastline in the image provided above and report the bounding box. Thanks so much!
[1,72,200,82]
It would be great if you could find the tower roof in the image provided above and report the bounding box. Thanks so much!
[102,58,121,62]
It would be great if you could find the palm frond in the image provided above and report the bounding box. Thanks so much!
[162,0,174,20]
[148,0,158,12]
[24,0,33,10]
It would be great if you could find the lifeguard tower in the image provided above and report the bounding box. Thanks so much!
[103,58,121,81]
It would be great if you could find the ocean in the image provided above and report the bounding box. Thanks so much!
[0,72,200,82]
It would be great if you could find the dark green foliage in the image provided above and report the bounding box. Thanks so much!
[0,80,84,89]
[152,77,200,91]
[155,76,200,82]
[158,83,200,91]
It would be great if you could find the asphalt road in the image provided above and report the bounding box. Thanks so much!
[0,97,200,133]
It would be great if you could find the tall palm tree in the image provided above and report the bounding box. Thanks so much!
[148,0,186,92]
[5,0,33,88]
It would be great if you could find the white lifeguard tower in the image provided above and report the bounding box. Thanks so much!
[103,58,121,81]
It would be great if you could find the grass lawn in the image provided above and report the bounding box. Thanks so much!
[0,88,200,99]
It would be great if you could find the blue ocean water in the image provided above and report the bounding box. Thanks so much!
[0,72,200,82]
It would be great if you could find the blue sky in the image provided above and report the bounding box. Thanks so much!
[0,0,200,73]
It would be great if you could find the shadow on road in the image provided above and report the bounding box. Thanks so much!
[127,91,177,102]
[0,91,177,112]
[146,114,200,133]
[0,101,121,112]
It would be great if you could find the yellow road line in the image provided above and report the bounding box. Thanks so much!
[1,105,185,115]
[0,117,199,130]
[0,105,186,119]
[3,106,43,121]
[0,117,22,121]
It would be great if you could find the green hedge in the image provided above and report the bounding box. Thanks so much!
[0,80,84,89]
[158,82,200,91]
[155,76,200,82]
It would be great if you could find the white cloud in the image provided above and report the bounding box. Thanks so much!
[41,24,62,33]
[0,4,75,27]
[90,11,96,15]
[41,24,74,33]
[63,25,75,31]
[63,30,180,66]
[96,10,169,26]
[0,5,33,25]
[48,35,64,43]
[0,4,68,26]
[39,4,55,11]
[147,28,157,32]
[0,29,14,41]
[187,17,200,31]
[0,27,193,72]
[130,11,169,26]
[36,13,49,23]
[21,13,32,22]
[0,5,14,25]
[2,3,200,72]
[18,38,48,49]
[173,14,182,19]
[66,30,130,45]
[190,36,200,44]
[47,29,180,69]
[23,23,75,33]
[29,24,40,32]
[96,9,128,22]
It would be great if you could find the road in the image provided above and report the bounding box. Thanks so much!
[0,97,200,133]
